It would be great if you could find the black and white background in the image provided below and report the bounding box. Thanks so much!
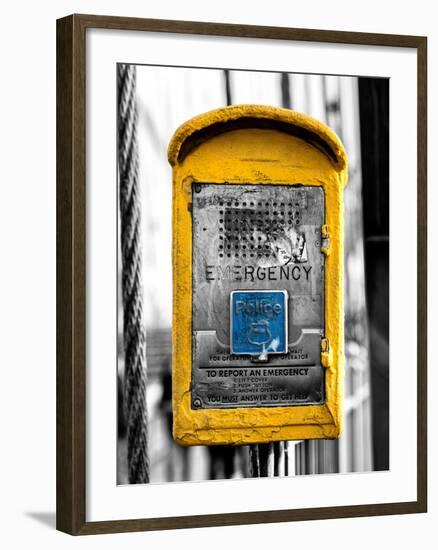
[117,65,389,485]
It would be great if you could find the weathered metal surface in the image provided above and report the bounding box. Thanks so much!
[192,183,325,409]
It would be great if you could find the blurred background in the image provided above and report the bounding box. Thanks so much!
[117,66,389,484]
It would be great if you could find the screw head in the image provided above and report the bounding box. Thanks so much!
[192,398,202,408]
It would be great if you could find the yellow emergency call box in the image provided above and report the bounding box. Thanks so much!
[168,105,348,446]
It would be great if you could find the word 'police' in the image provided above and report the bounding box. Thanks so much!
[235,298,282,317]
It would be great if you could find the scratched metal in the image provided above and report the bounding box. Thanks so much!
[191,183,325,409]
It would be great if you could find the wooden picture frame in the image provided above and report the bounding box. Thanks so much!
[56,13,427,535]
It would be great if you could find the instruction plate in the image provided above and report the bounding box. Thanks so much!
[191,183,326,410]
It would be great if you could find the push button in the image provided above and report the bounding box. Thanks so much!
[230,290,288,355]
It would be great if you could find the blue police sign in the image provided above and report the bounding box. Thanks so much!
[230,290,288,355]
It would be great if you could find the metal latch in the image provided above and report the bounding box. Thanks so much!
[321,224,330,255]
[321,337,331,368]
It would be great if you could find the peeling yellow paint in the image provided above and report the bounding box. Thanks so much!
[168,105,347,446]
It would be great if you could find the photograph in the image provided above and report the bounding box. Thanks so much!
[116,63,389,485]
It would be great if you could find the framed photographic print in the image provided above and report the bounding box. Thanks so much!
[56,14,427,535]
